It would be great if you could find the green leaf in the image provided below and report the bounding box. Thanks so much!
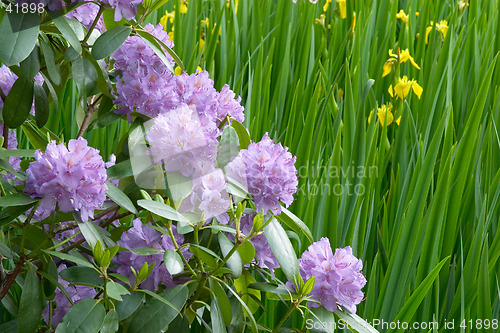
[91,26,132,60]
[34,82,50,128]
[55,298,106,333]
[115,293,144,321]
[164,249,183,275]
[128,247,164,256]
[231,121,251,149]
[263,217,299,281]
[106,281,130,301]
[237,240,255,266]
[51,15,82,54]
[210,296,227,333]
[217,125,240,168]
[59,266,103,287]
[387,256,450,333]
[0,12,39,66]
[72,56,98,100]
[248,282,293,295]
[209,279,232,327]
[217,279,258,333]
[40,39,61,86]
[2,76,34,128]
[20,45,40,79]
[128,285,188,332]
[78,220,105,248]
[100,309,119,333]
[42,250,94,268]
[278,207,314,244]
[106,182,138,215]
[136,29,175,74]
[334,310,380,333]
[18,267,43,333]
[218,232,242,278]
[0,193,38,207]
[137,199,189,223]
[21,122,48,150]
[234,271,261,315]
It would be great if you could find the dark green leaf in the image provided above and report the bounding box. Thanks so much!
[18,267,43,333]
[40,40,61,86]
[2,76,34,128]
[106,281,130,301]
[72,56,98,101]
[59,266,103,287]
[128,285,188,332]
[42,250,94,268]
[116,293,144,321]
[51,15,82,54]
[137,199,189,223]
[211,296,227,333]
[0,12,39,66]
[55,298,106,333]
[34,82,50,128]
[100,309,119,333]
[231,121,251,149]
[91,26,132,60]
[217,125,240,168]
[0,193,37,207]
[20,45,40,79]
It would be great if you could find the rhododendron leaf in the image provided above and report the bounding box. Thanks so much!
[137,199,189,223]
[59,266,103,287]
[2,76,34,128]
[210,296,227,333]
[20,45,40,79]
[106,182,138,215]
[218,232,243,278]
[92,26,132,60]
[231,121,251,149]
[263,217,299,281]
[34,82,50,128]
[217,125,240,168]
[164,249,183,275]
[129,286,188,332]
[0,193,37,207]
[18,267,43,333]
[100,309,119,333]
[0,12,39,66]
[42,250,94,268]
[209,279,233,326]
[116,293,144,321]
[106,281,130,301]
[51,16,82,54]
[55,299,106,333]
[72,56,97,102]
[237,240,255,265]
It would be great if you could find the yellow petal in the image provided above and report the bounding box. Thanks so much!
[388,85,394,97]
[196,66,202,73]
[411,81,423,99]
[382,61,393,77]
[396,116,401,125]
[351,12,356,32]
[394,80,411,99]
[409,55,421,70]
[368,110,373,124]
[425,25,433,44]
[336,0,346,19]
[377,109,394,126]
[175,66,182,76]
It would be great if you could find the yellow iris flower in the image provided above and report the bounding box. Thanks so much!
[160,10,175,30]
[201,17,209,27]
[382,49,420,78]
[396,10,408,25]
[388,76,423,99]
[369,103,400,126]
[180,1,188,14]
[425,20,449,43]
[323,0,332,12]
[458,1,469,11]
[336,0,346,19]
[315,14,326,26]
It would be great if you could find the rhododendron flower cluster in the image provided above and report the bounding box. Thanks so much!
[226,133,298,215]
[115,219,191,291]
[24,137,113,222]
[297,238,366,313]
[144,105,230,221]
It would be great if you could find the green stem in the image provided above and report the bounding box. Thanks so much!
[166,223,199,278]
[273,304,295,332]
[82,5,104,45]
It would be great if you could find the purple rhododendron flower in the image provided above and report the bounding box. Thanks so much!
[42,264,95,327]
[66,2,105,32]
[297,238,366,313]
[104,0,142,21]
[24,137,112,221]
[115,219,192,291]
[226,133,298,215]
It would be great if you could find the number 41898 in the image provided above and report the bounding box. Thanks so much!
[5,2,45,14]
[460,319,498,330]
